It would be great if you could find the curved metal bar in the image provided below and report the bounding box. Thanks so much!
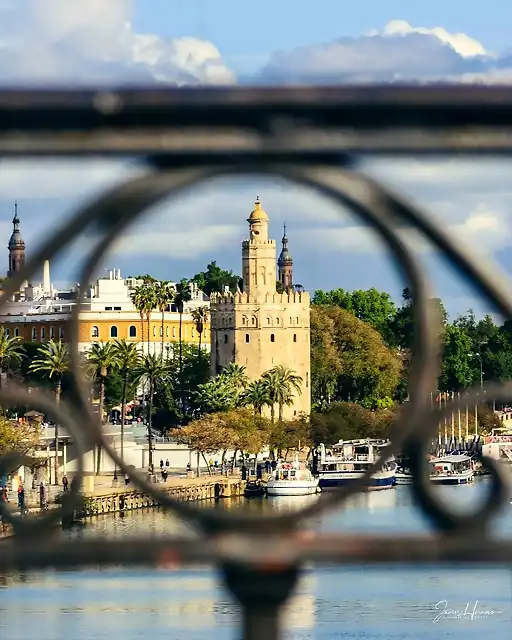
[61,163,437,533]
[0,383,87,537]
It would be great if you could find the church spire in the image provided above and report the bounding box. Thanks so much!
[8,201,25,277]
[278,222,293,289]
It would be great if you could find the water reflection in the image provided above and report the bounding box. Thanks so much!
[0,481,511,639]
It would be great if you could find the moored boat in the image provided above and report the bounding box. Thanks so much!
[429,454,475,485]
[314,440,396,491]
[244,480,266,498]
[266,458,319,496]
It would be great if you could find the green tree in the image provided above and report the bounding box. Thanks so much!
[313,287,397,345]
[154,281,175,362]
[29,340,69,484]
[130,285,148,351]
[191,261,241,296]
[0,333,24,413]
[243,380,270,415]
[87,342,120,475]
[191,306,209,356]
[111,339,142,459]
[262,365,303,423]
[439,324,475,391]
[311,305,402,407]
[175,279,192,413]
[0,417,40,456]
[135,353,172,469]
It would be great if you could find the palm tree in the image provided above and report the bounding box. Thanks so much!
[222,363,249,406]
[29,340,69,485]
[243,380,270,415]
[175,279,192,412]
[262,365,303,423]
[87,342,119,475]
[0,333,24,413]
[191,306,209,356]
[130,285,147,352]
[154,281,175,362]
[135,353,171,470]
[111,339,142,461]
[142,283,157,357]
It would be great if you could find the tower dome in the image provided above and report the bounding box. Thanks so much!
[247,196,269,223]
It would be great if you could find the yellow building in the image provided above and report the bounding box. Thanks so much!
[210,198,311,418]
[0,211,210,352]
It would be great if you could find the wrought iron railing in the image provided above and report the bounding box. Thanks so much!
[1,86,512,639]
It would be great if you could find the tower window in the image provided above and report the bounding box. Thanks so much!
[224,334,228,344]
[267,317,271,325]
[293,334,297,343]
[242,316,247,326]
[129,325,137,338]
[92,326,99,338]
[251,317,256,326]
[276,318,280,325]
[110,326,118,338]
[296,317,299,324]
[270,334,275,343]
[245,334,250,343]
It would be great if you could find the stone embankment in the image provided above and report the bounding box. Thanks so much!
[0,475,246,535]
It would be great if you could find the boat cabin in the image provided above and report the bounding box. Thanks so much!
[431,454,472,475]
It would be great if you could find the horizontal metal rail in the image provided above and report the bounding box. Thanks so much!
[0,85,512,638]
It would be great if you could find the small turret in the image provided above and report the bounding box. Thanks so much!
[7,201,25,277]
[277,223,293,289]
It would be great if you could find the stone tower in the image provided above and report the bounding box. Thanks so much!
[7,202,25,278]
[277,224,293,289]
[210,198,311,418]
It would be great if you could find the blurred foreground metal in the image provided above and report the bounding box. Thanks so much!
[1,86,512,639]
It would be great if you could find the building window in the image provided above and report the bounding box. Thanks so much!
[245,334,250,343]
[110,326,118,338]
[293,334,297,343]
[32,327,36,340]
[306,372,309,388]
[251,317,256,326]
[270,334,275,343]
[129,325,136,338]
[224,334,228,344]
[4,328,9,337]
[92,326,99,338]
[160,326,163,337]
[242,316,247,326]
[296,317,299,324]
[172,327,176,338]
[166,326,169,337]
[59,327,64,339]
[276,318,280,325]
[289,317,293,325]
[267,317,271,325]
[14,328,19,337]
[153,326,156,337]
[41,327,46,339]
[191,328,195,338]
[114,306,121,311]
[105,306,112,311]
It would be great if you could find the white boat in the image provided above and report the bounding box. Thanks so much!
[266,457,319,496]
[395,469,414,484]
[315,440,396,491]
[429,454,475,485]
[482,428,512,467]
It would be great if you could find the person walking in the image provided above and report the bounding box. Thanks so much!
[17,485,26,513]
[39,482,46,510]
[159,459,164,470]
[165,459,169,468]
[62,475,69,492]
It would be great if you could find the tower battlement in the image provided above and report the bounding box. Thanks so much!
[210,290,310,307]
[241,239,276,248]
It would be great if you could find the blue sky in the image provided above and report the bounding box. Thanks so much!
[0,1,512,319]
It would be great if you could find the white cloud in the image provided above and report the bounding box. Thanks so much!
[110,224,239,259]
[257,20,512,85]
[301,204,512,256]
[373,20,490,58]
[0,0,235,85]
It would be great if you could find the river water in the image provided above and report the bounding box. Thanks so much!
[1,481,511,639]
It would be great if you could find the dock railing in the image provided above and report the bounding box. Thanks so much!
[1,86,512,639]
